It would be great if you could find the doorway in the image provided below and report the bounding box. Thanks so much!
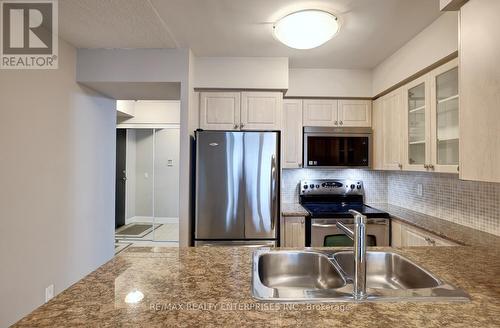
[114,127,180,246]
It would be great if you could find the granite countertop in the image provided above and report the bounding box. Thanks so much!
[14,246,500,327]
[367,203,500,248]
[281,203,309,217]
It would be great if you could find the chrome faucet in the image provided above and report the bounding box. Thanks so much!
[336,209,367,300]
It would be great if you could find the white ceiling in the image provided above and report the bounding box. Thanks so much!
[59,0,442,69]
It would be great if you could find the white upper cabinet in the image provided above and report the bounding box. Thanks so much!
[338,100,372,127]
[372,97,384,170]
[282,99,303,168]
[302,99,338,126]
[240,92,282,130]
[460,0,500,183]
[373,88,404,171]
[199,91,282,131]
[382,89,404,170]
[200,92,240,130]
[303,99,371,127]
[403,74,432,172]
[430,59,459,173]
[400,58,459,173]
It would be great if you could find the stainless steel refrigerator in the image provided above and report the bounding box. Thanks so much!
[194,130,279,246]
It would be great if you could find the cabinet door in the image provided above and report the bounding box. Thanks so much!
[282,99,303,168]
[303,99,338,127]
[382,89,404,170]
[338,100,372,127]
[283,217,305,247]
[200,92,240,130]
[372,98,384,170]
[240,92,282,130]
[391,220,403,247]
[460,0,500,183]
[401,223,458,247]
[430,58,459,173]
[403,75,431,171]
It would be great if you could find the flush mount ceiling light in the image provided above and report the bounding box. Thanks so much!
[273,10,339,49]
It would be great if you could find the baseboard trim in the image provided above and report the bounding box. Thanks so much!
[126,216,179,224]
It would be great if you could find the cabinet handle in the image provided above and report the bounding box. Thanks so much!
[233,124,238,129]
[398,163,403,169]
[424,164,429,169]
[334,120,338,125]
[428,164,434,170]
[240,123,244,129]
[339,121,343,126]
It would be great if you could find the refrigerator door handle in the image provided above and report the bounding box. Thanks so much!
[270,154,277,231]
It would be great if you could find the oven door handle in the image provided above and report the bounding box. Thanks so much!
[312,223,347,229]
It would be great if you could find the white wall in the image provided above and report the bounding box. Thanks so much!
[117,100,181,126]
[77,48,192,246]
[287,68,372,97]
[372,12,459,96]
[193,57,289,89]
[0,39,116,327]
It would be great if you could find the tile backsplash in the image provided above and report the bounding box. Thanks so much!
[282,169,500,236]
[386,171,500,236]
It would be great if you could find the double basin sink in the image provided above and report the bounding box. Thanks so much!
[252,250,469,302]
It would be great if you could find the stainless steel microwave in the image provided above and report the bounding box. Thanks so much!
[303,127,372,168]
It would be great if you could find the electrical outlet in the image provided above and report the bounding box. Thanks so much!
[417,184,423,196]
[45,284,54,303]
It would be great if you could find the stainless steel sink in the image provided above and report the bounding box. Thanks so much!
[252,249,470,302]
[332,251,441,290]
[258,252,346,289]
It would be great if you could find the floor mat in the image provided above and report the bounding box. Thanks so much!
[115,223,163,238]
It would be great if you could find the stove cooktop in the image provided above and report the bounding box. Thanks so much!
[301,202,390,218]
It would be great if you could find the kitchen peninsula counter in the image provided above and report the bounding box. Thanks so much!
[14,246,500,327]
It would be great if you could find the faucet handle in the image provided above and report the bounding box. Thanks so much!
[348,209,367,224]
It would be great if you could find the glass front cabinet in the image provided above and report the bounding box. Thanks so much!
[403,58,459,173]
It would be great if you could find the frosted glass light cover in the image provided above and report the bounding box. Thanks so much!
[273,10,339,49]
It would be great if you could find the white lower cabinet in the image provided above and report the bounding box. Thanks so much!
[392,220,458,247]
[282,216,306,248]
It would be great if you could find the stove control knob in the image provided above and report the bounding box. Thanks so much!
[303,185,308,189]
[310,184,315,189]
[356,185,362,190]
[350,184,355,190]
[321,183,326,187]
[316,184,320,189]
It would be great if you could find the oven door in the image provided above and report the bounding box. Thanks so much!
[311,218,389,247]
[303,127,372,168]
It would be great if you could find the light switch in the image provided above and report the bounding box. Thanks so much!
[167,160,173,167]
[45,284,54,302]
